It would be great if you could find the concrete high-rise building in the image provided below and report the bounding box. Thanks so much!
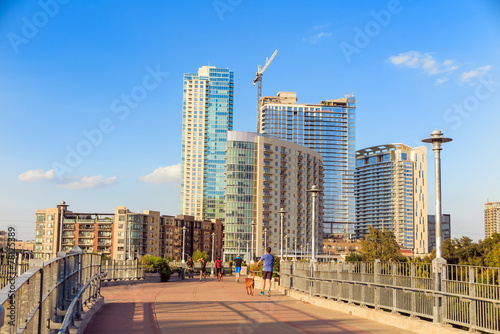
[224,131,324,260]
[485,202,500,239]
[428,214,451,252]
[355,144,428,255]
[258,92,356,237]
[180,66,234,221]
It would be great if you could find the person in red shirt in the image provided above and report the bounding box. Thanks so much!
[215,256,223,282]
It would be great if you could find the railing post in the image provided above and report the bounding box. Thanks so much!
[410,263,416,318]
[374,260,380,310]
[469,266,476,331]
[37,267,44,334]
[348,263,353,304]
[392,263,397,313]
[360,262,366,306]
[432,257,446,324]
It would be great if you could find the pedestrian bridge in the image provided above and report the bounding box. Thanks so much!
[84,275,417,334]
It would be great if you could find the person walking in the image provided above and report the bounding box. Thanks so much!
[186,257,194,279]
[198,257,207,281]
[256,247,274,297]
[215,256,223,282]
[234,255,243,283]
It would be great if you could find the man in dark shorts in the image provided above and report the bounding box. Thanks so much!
[257,247,274,296]
[198,257,207,281]
[234,255,243,283]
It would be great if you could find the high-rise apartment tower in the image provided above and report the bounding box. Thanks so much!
[180,66,234,221]
[485,202,500,239]
[258,92,356,237]
[355,144,428,254]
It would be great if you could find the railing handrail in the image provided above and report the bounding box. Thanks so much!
[58,272,107,333]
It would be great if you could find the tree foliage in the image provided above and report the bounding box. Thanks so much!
[424,233,500,267]
[359,226,406,262]
[192,249,208,262]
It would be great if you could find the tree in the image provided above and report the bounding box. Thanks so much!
[192,249,208,262]
[360,226,406,262]
[344,252,363,262]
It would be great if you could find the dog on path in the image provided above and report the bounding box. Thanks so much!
[245,271,256,295]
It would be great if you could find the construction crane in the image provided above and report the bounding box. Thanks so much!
[253,49,278,132]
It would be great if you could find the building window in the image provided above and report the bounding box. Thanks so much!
[36,214,45,222]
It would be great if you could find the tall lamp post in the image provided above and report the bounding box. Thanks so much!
[422,130,452,259]
[284,235,288,259]
[127,218,133,260]
[250,221,256,262]
[279,207,286,260]
[181,225,187,280]
[422,130,452,325]
[294,237,297,261]
[211,232,215,277]
[264,228,268,251]
[307,184,320,262]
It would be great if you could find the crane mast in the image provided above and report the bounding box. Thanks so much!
[253,50,277,132]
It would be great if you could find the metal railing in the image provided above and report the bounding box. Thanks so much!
[100,260,145,281]
[0,264,29,290]
[280,261,500,333]
[0,252,102,334]
[58,272,106,333]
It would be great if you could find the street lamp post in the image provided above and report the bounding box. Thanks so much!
[182,226,187,264]
[307,184,320,262]
[211,232,215,277]
[422,130,452,259]
[284,235,288,259]
[294,237,297,261]
[181,225,187,280]
[128,218,133,260]
[279,207,286,260]
[422,130,452,325]
[264,228,268,251]
[250,221,256,262]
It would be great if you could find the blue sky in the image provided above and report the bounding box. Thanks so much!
[1,0,499,241]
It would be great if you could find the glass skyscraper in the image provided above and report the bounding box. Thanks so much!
[180,66,234,221]
[259,92,356,236]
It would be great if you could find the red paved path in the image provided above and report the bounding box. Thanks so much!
[85,274,416,334]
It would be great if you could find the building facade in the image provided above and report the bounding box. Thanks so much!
[34,203,223,261]
[355,144,428,254]
[224,131,324,261]
[485,202,500,239]
[180,66,234,221]
[427,214,451,252]
[258,92,355,236]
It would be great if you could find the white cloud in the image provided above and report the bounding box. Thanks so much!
[18,169,55,182]
[389,51,457,76]
[460,65,492,83]
[314,23,330,30]
[57,175,117,189]
[139,164,181,184]
[435,77,449,85]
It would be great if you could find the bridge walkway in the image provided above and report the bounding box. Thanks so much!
[84,275,416,334]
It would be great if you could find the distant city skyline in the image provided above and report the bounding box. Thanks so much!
[1,1,499,241]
